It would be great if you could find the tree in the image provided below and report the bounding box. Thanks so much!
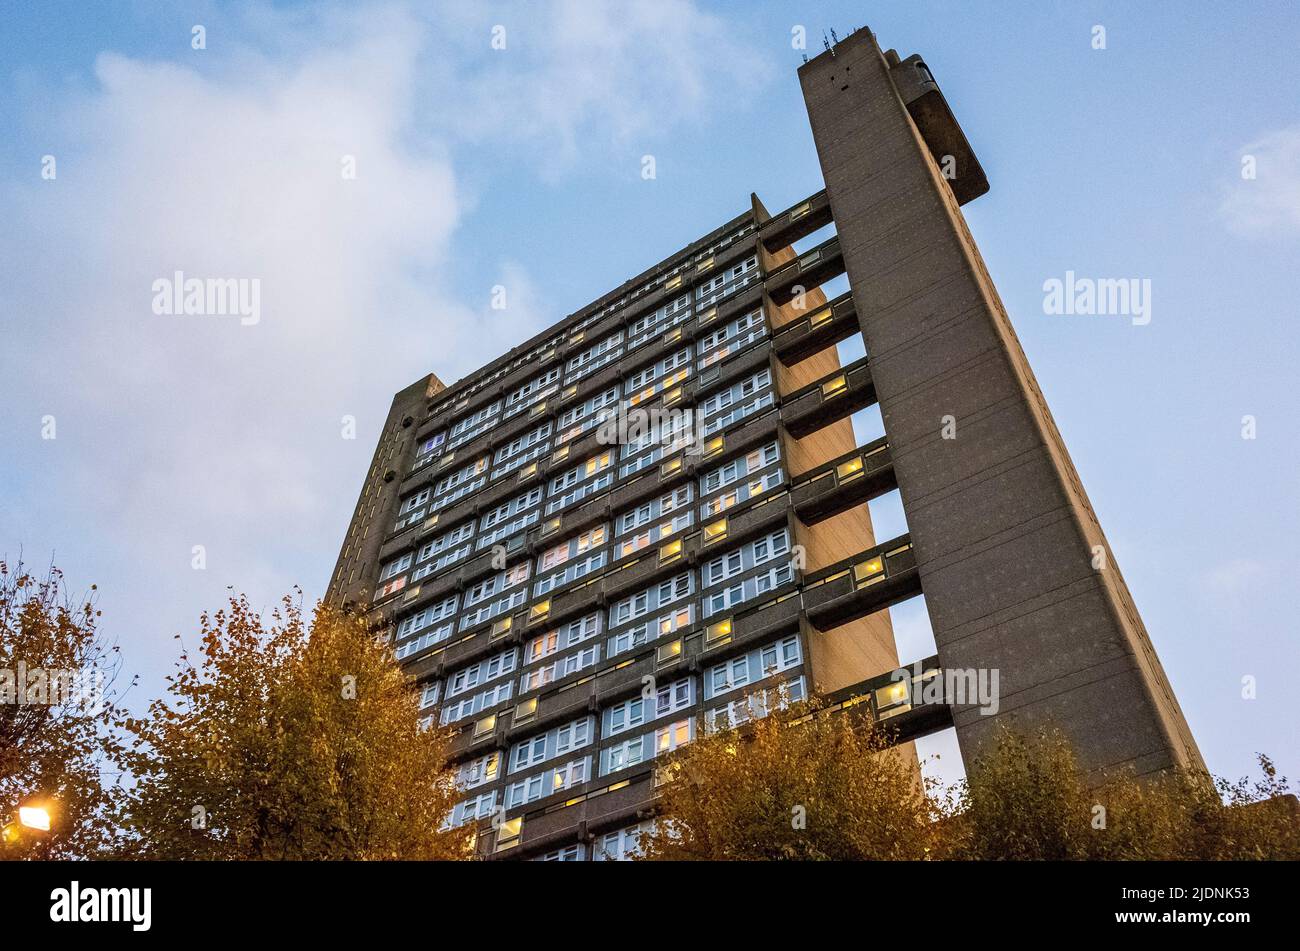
[940,725,1300,860]
[118,594,470,860]
[639,697,936,860]
[0,560,126,859]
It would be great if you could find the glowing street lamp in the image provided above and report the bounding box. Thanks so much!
[18,805,51,832]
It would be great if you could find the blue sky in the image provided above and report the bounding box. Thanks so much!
[1,1,1296,790]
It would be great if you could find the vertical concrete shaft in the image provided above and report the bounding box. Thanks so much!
[800,30,1203,777]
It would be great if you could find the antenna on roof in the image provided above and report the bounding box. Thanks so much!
[822,33,831,52]
[830,28,840,44]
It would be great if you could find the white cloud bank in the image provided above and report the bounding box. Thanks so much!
[0,0,766,699]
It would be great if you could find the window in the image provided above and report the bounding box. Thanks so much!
[491,422,552,479]
[456,752,500,790]
[627,294,691,349]
[464,563,531,608]
[447,790,497,828]
[448,401,501,450]
[707,676,806,732]
[446,647,519,699]
[477,487,544,549]
[599,718,695,776]
[609,571,693,628]
[555,385,620,443]
[704,635,801,700]
[546,451,615,515]
[616,485,691,536]
[534,844,586,862]
[394,487,431,531]
[509,716,595,774]
[525,613,601,664]
[704,564,793,618]
[702,530,790,588]
[594,821,656,861]
[695,255,758,307]
[440,681,513,725]
[534,551,606,597]
[504,756,590,808]
[505,367,560,417]
[565,331,625,384]
[607,604,693,657]
[697,308,767,368]
[519,643,600,691]
[602,676,693,737]
[537,525,608,572]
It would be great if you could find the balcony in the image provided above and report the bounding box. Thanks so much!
[759,190,834,254]
[770,290,860,366]
[780,355,876,438]
[763,235,844,305]
[801,534,921,631]
[790,436,897,525]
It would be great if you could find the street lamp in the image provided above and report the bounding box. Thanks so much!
[18,805,51,832]
[1,799,54,847]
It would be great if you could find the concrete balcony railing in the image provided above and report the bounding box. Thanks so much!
[790,435,897,525]
[759,189,834,254]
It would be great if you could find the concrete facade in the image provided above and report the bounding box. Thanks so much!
[799,29,1202,777]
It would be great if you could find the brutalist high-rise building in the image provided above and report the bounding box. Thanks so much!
[329,29,1203,860]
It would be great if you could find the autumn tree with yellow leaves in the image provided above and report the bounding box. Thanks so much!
[939,727,1300,861]
[118,594,470,860]
[639,699,937,860]
[0,560,126,860]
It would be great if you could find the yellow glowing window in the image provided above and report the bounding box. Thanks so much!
[542,517,561,536]
[570,331,585,345]
[663,387,682,406]
[660,457,682,477]
[518,463,538,481]
[552,445,570,463]
[659,540,683,564]
[423,514,440,529]
[492,616,513,636]
[473,714,496,738]
[854,557,885,588]
[809,306,833,327]
[821,375,847,398]
[666,275,682,290]
[835,457,864,482]
[663,327,683,343]
[698,306,718,324]
[656,639,683,666]
[513,698,538,724]
[704,518,728,543]
[561,385,578,400]
[529,401,547,418]
[703,436,724,458]
[529,600,551,622]
[496,817,522,850]
[696,256,715,272]
[705,618,732,645]
[790,200,811,220]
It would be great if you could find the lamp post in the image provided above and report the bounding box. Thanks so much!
[1,800,54,848]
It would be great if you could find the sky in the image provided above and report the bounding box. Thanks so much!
[1,1,1296,792]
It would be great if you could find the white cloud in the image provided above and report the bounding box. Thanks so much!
[0,0,765,703]
[1221,125,1300,236]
